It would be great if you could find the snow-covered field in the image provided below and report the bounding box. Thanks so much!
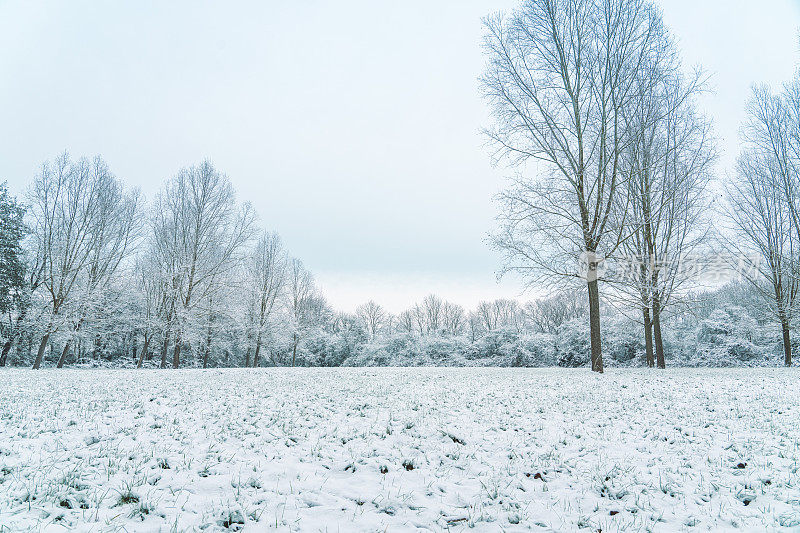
[1,368,798,532]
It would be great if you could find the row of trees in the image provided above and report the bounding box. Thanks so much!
[0,158,796,368]
[0,157,332,369]
[481,0,794,371]
[3,172,592,368]
[1,163,589,369]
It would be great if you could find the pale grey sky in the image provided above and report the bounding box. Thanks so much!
[1,0,799,313]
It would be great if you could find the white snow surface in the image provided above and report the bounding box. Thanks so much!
[1,368,799,532]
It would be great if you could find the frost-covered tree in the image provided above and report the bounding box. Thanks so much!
[356,300,387,339]
[475,299,523,334]
[616,43,715,368]
[523,292,587,335]
[396,309,416,334]
[134,253,172,368]
[287,258,315,366]
[244,231,287,367]
[151,161,255,368]
[482,0,665,372]
[727,84,800,367]
[55,175,140,368]
[28,154,139,369]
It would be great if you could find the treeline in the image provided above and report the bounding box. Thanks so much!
[1,166,589,369]
[1,158,324,369]
[0,164,796,368]
[0,190,792,371]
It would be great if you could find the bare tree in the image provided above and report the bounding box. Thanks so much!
[356,300,387,339]
[287,258,315,367]
[467,311,483,341]
[523,291,586,334]
[28,154,138,369]
[396,309,416,334]
[152,161,255,368]
[441,301,465,336]
[476,301,497,333]
[476,299,523,333]
[56,164,141,367]
[616,50,715,368]
[417,294,443,334]
[135,254,170,368]
[727,85,799,367]
[482,0,663,372]
[245,231,287,367]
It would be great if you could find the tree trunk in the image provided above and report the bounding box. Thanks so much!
[203,319,212,369]
[56,339,72,368]
[781,317,792,367]
[92,333,102,359]
[653,294,665,369]
[160,328,170,368]
[253,332,263,368]
[291,335,298,368]
[137,334,150,368]
[33,333,50,369]
[0,310,27,367]
[202,335,210,369]
[244,346,251,368]
[643,306,654,368]
[0,339,11,367]
[587,279,603,373]
[172,330,181,369]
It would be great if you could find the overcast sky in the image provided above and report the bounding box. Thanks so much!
[2,0,799,313]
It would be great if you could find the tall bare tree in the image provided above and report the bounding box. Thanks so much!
[245,231,287,367]
[523,291,586,334]
[476,299,523,333]
[728,85,799,367]
[134,254,170,368]
[441,301,466,336]
[287,258,315,367]
[482,0,663,372]
[56,165,141,367]
[28,154,138,369]
[152,161,255,368]
[616,50,715,368]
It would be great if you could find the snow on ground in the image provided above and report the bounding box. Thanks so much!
[0,368,799,532]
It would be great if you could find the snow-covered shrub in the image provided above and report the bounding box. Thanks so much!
[343,333,425,366]
[466,329,557,367]
[467,328,531,364]
[697,307,758,345]
[687,306,774,366]
[343,329,558,367]
[302,330,352,367]
[421,335,469,365]
[511,333,558,367]
[725,339,760,361]
[555,318,590,367]
[603,315,644,365]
